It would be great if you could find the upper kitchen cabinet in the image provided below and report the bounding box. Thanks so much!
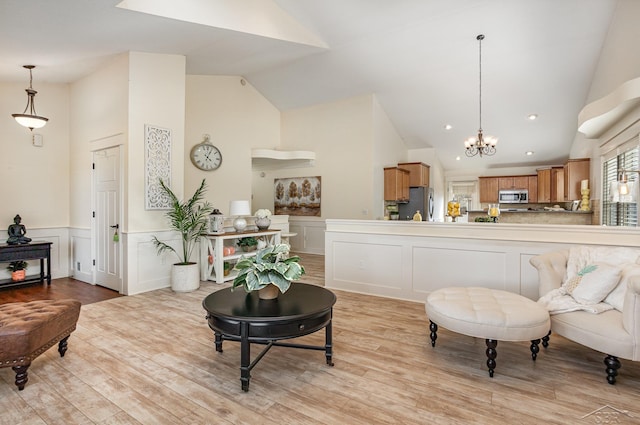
[384,167,410,202]
[397,162,430,187]
[551,167,565,203]
[528,175,538,203]
[537,168,551,203]
[498,176,530,190]
[479,177,499,203]
[564,158,590,201]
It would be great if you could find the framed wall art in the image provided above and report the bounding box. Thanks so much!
[274,176,321,217]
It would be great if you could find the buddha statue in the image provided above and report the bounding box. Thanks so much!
[7,214,31,245]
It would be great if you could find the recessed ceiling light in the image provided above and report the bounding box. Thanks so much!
[526,151,534,156]
[527,114,538,121]
[456,156,461,161]
[444,124,453,130]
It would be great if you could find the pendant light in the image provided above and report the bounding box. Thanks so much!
[12,65,48,130]
[464,34,497,157]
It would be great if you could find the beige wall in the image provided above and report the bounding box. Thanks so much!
[261,94,380,220]
[0,81,70,229]
[128,52,186,233]
[69,53,129,229]
[373,95,407,218]
[185,75,281,216]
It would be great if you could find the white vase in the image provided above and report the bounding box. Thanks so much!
[255,217,271,230]
[171,263,200,292]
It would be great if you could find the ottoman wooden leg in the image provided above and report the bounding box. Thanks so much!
[485,339,497,377]
[530,339,541,361]
[542,330,551,348]
[604,355,621,385]
[429,321,438,347]
[58,335,70,357]
[12,363,30,391]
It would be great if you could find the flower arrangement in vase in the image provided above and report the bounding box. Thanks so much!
[254,208,272,230]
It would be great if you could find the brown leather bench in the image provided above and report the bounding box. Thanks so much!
[0,299,81,390]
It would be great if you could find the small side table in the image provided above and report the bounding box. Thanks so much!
[281,232,297,247]
[0,242,52,289]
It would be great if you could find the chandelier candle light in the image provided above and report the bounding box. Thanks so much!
[12,65,48,130]
[465,34,497,158]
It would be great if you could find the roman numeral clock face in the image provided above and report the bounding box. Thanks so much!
[190,142,222,171]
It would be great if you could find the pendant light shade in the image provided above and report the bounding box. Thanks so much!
[12,65,48,130]
[464,34,497,158]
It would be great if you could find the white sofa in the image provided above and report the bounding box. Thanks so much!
[530,247,640,384]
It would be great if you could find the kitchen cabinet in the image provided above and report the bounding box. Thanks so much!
[384,167,410,201]
[564,158,590,201]
[200,230,281,284]
[528,175,538,203]
[498,176,529,190]
[537,168,551,203]
[551,167,564,202]
[480,175,536,203]
[397,162,430,187]
[479,177,499,203]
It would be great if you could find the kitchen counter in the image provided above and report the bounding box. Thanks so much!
[468,209,593,225]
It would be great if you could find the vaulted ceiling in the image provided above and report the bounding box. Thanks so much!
[0,0,618,171]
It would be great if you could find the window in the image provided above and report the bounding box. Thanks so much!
[448,181,479,215]
[602,141,639,226]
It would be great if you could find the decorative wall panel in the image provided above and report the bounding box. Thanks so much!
[144,124,171,210]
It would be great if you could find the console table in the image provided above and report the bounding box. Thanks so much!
[200,229,281,283]
[0,242,52,289]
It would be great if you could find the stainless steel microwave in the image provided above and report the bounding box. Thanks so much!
[498,189,528,203]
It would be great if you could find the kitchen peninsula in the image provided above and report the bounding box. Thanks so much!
[467,208,593,225]
[324,219,640,303]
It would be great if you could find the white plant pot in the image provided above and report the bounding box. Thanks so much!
[171,263,200,292]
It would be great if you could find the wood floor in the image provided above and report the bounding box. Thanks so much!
[2,253,640,424]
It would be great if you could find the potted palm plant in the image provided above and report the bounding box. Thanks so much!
[232,243,305,299]
[152,178,212,292]
[7,260,28,282]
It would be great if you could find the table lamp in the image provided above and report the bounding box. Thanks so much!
[229,200,251,232]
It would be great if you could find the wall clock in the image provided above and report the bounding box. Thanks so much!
[190,136,222,171]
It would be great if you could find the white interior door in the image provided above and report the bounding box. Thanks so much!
[93,146,122,292]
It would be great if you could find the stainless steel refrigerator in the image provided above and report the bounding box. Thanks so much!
[398,187,434,221]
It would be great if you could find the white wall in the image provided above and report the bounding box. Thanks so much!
[373,95,407,219]
[69,53,129,230]
[0,82,70,228]
[264,94,380,220]
[186,76,281,215]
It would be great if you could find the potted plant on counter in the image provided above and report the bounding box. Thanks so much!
[152,178,212,292]
[7,260,28,282]
[232,243,305,299]
[237,236,258,252]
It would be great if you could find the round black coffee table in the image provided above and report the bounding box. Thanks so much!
[202,283,336,391]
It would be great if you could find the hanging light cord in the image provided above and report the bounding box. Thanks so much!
[477,34,484,134]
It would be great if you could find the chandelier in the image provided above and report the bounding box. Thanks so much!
[464,34,497,157]
[12,65,48,130]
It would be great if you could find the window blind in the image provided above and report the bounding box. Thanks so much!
[602,144,639,226]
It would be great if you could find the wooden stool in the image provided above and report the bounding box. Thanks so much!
[0,299,81,390]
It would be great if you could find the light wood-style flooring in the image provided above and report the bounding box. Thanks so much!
[2,253,640,424]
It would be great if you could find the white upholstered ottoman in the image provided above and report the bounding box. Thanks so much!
[425,287,550,377]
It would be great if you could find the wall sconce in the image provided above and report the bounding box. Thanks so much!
[229,200,251,232]
[12,65,48,130]
[611,170,640,203]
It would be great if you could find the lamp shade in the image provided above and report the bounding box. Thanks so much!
[610,181,638,203]
[229,200,251,216]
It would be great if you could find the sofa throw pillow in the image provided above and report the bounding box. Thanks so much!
[564,246,640,284]
[604,263,640,311]
[567,263,622,305]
